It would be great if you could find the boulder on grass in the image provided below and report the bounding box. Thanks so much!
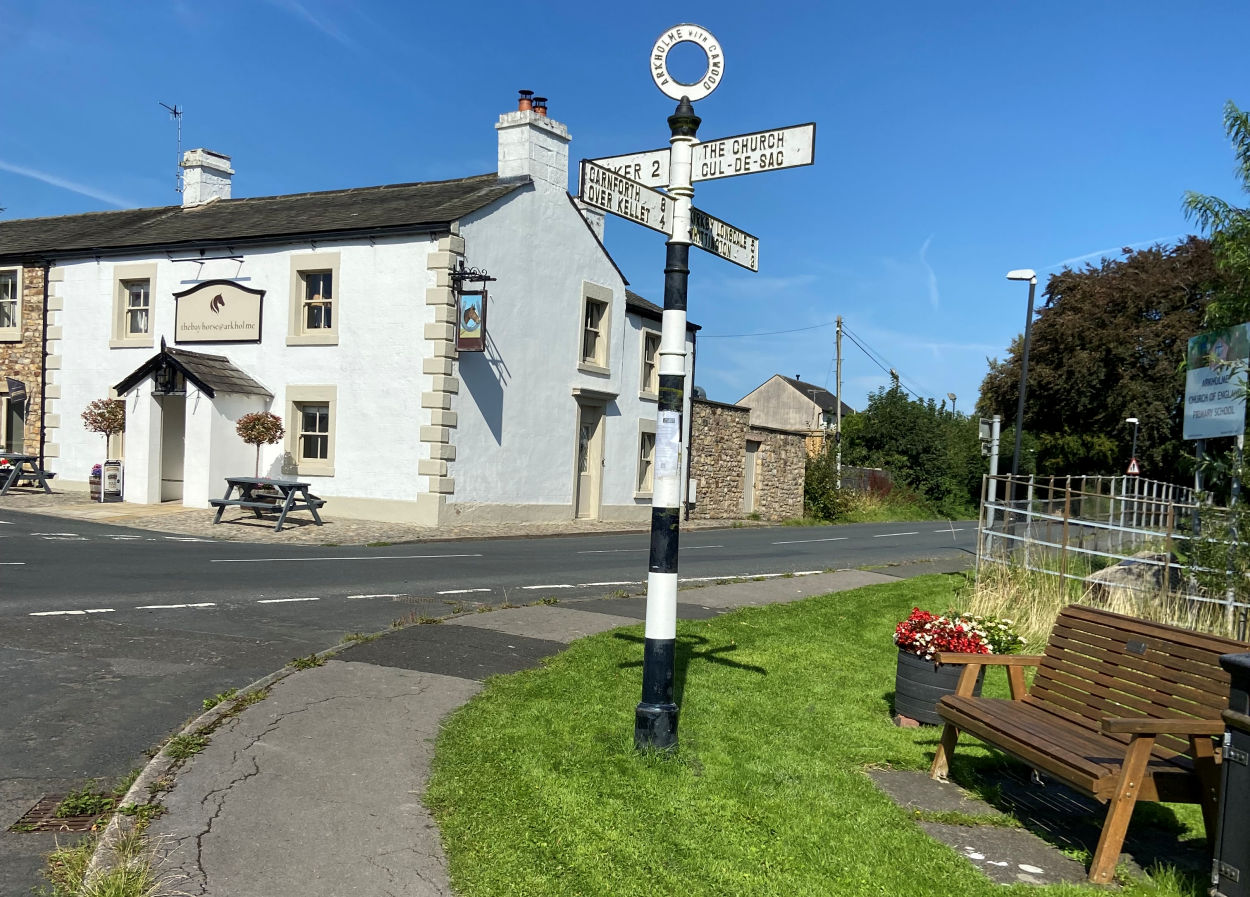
[1084,551,1180,605]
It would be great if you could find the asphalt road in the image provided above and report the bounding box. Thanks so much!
[0,509,974,895]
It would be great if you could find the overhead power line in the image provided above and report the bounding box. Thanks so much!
[698,320,836,339]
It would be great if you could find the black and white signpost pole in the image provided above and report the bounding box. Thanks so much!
[634,25,719,751]
[576,24,813,750]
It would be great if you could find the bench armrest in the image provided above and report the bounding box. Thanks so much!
[1101,717,1226,736]
[933,653,1043,667]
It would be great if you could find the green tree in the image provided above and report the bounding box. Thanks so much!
[977,238,1218,482]
[841,385,981,515]
[1183,100,1250,329]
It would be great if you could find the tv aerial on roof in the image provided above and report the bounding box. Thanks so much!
[159,101,183,195]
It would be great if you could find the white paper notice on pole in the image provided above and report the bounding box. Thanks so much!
[1184,323,1250,440]
[655,411,682,480]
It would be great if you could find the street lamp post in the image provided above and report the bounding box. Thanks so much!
[1006,269,1038,480]
[1126,416,1139,464]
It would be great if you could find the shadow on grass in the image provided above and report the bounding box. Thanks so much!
[613,631,766,706]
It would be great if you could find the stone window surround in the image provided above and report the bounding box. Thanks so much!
[639,327,660,400]
[287,252,340,346]
[0,265,22,342]
[578,281,612,375]
[635,417,656,498]
[285,384,337,477]
[110,263,156,348]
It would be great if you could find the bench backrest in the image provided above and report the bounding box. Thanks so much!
[1029,605,1248,757]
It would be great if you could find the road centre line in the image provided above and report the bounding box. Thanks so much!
[772,536,848,545]
[30,608,115,616]
[211,553,483,563]
[32,532,79,536]
[521,584,577,590]
[873,531,919,538]
[137,603,216,609]
[1,561,25,565]
[577,548,647,554]
[584,581,639,586]
[935,528,965,533]
[684,545,723,550]
[438,588,492,595]
[256,597,320,604]
[347,593,408,599]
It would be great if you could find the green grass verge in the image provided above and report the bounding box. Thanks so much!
[425,575,1205,897]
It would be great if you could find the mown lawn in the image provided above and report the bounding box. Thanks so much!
[425,575,1203,897]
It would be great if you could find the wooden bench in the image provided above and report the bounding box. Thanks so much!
[928,604,1248,883]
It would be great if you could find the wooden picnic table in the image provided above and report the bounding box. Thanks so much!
[209,476,324,532]
[0,453,53,496]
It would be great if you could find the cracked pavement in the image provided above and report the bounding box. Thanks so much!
[154,661,481,897]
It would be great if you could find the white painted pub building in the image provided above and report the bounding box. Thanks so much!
[0,94,694,524]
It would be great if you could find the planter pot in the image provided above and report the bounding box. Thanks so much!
[893,648,984,726]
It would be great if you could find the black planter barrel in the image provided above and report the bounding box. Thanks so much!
[894,649,984,726]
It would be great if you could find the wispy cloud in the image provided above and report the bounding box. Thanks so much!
[261,0,356,49]
[1044,233,1188,272]
[919,235,940,310]
[0,158,134,208]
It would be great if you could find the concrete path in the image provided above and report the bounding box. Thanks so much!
[100,562,1120,897]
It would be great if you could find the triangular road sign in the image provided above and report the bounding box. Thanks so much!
[1127,458,1140,476]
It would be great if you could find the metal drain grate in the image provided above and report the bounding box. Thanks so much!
[8,795,116,833]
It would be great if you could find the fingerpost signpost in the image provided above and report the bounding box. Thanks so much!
[578,24,816,751]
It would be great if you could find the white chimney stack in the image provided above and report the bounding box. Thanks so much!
[180,149,234,207]
[496,90,570,192]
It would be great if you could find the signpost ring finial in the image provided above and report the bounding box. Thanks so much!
[650,24,724,102]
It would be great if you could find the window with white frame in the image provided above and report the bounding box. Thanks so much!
[111,263,156,348]
[123,280,151,336]
[288,253,340,345]
[636,420,657,496]
[285,385,337,475]
[579,282,613,372]
[640,330,660,397]
[0,267,20,340]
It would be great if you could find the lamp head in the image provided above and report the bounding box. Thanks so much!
[1125,417,1139,425]
[1006,269,1037,283]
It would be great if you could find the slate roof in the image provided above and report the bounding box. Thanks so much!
[0,173,529,262]
[625,290,701,331]
[114,346,272,399]
[779,375,854,415]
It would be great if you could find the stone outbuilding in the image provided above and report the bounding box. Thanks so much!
[688,398,805,520]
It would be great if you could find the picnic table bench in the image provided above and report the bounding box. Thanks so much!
[929,604,1249,883]
[210,476,324,532]
[0,453,54,495]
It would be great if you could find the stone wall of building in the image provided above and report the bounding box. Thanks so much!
[689,398,805,521]
[0,265,47,456]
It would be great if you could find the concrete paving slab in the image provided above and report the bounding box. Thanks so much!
[155,660,479,897]
[917,822,1090,886]
[865,768,1004,818]
[444,605,639,642]
[336,622,567,679]
[683,569,897,609]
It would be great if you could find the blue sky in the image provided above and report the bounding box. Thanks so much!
[2,1,1248,414]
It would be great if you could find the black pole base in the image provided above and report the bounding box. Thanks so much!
[634,701,679,751]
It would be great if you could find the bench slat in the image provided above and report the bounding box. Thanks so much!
[1030,678,1197,758]
[1038,635,1229,713]
[1059,605,1247,656]
[1050,613,1242,677]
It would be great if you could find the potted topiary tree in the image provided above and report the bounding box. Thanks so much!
[236,411,285,477]
[81,398,125,501]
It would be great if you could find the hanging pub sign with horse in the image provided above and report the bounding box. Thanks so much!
[456,290,487,352]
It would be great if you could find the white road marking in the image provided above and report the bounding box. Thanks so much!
[109,535,143,540]
[772,536,848,545]
[577,548,647,554]
[521,584,576,590]
[256,597,320,604]
[30,608,115,616]
[347,593,407,599]
[437,588,491,595]
[42,537,88,541]
[934,527,965,533]
[32,532,79,536]
[136,603,216,609]
[678,572,800,583]
[0,520,14,524]
[1,561,25,565]
[583,581,639,586]
[873,531,919,538]
[685,545,723,550]
[212,553,483,564]
[164,536,216,542]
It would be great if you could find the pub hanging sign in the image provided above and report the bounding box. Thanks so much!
[456,290,487,352]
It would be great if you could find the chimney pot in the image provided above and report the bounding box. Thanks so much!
[532,96,548,116]
[517,89,534,112]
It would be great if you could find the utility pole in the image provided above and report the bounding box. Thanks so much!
[835,315,843,486]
